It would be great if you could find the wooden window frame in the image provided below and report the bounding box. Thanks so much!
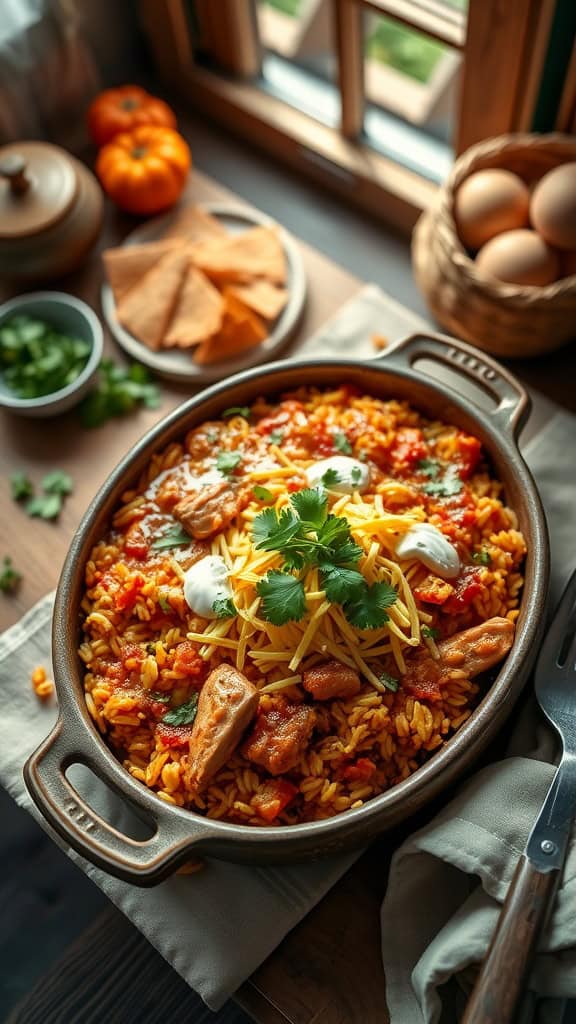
[141,0,558,234]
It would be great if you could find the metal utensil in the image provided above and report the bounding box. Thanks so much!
[463,568,576,1024]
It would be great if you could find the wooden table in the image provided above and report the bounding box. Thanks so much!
[0,166,573,1024]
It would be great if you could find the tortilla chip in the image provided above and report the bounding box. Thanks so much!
[190,226,287,285]
[116,248,190,351]
[103,239,184,305]
[161,204,229,243]
[225,280,288,321]
[194,293,267,365]
[163,267,224,349]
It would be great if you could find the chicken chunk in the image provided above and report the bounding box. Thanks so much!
[403,616,515,702]
[173,481,245,540]
[243,697,316,775]
[186,664,259,792]
[302,660,361,701]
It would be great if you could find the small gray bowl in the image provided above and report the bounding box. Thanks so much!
[0,291,103,417]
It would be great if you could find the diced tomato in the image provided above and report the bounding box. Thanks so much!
[172,640,204,678]
[252,779,298,822]
[443,566,483,613]
[124,521,149,559]
[156,722,193,748]
[456,434,482,480]
[287,477,304,493]
[115,573,145,611]
[121,643,145,667]
[256,400,305,436]
[342,758,376,783]
[413,574,454,605]
[405,675,442,702]
[389,428,427,469]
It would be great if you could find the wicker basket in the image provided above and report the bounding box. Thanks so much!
[412,133,576,358]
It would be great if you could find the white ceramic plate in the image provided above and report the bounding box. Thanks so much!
[101,202,307,383]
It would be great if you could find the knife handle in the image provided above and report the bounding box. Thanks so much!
[462,854,559,1024]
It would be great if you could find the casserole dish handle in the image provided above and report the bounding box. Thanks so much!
[24,719,212,885]
[381,333,529,440]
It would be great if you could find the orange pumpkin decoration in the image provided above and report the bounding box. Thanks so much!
[96,126,192,215]
[87,85,177,147]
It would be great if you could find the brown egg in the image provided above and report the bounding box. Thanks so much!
[455,169,530,250]
[476,229,559,286]
[559,249,576,280]
[531,162,576,251]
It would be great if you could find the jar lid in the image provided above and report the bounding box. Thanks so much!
[0,141,78,239]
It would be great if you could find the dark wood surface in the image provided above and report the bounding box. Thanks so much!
[1,111,575,1023]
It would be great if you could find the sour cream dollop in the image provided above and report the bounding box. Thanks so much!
[183,555,233,619]
[395,523,460,579]
[305,456,370,494]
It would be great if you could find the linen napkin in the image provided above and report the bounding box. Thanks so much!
[381,408,576,1024]
[0,283,427,1012]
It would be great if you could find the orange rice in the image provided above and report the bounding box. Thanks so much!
[79,387,526,825]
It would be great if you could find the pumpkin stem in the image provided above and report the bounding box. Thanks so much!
[131,146,148,160]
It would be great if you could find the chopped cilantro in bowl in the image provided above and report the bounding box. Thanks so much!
[0,293,103,417]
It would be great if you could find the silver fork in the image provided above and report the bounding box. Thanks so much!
[463,568,576,1024]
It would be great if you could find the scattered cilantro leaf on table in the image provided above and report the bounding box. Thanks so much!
[333,431,352,455]
[0,556,21,593]
[216,450,242,476]
[10,472,33,501]
[26,493,62,520]
[212,597,236,619]
[42,470,73,496]
[79,360,161,428]
[163,695,199,726]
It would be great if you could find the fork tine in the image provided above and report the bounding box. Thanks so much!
[537,569,576,671]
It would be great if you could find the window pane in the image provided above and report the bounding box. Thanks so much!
[363,9,463,180]
[257,0,340,127]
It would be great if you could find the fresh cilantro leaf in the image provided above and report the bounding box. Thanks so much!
[163,694,199,726]
[379,671,399,692]
[10,472,33,501]
[158,594,171,613]
[417,458,441,479]
[268,429,284,445]
[472,549,492,566]
[253,506,300,551]
[344,582,398,630]
[216,450,242,476]
[321,468,341,487]
[290,487,328,529]
[151,526,190,550]
[422,468,463,498]
[333,431,352,455]
[149,691,171,704]
[257,570,307,625]
[317,514,355,553]
[41,470,73,496]
[222,406,251,419]
[324,538,364,567]
[321,566,365,604]
[79,360,161,428]
[421,625,440,639]
[253,485,275,504]
[212,597,236,618]
[26,493,62,520]
[351,466,362,487]
[0,556,21,593]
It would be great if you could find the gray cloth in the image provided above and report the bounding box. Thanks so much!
[381,410,576,1024]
